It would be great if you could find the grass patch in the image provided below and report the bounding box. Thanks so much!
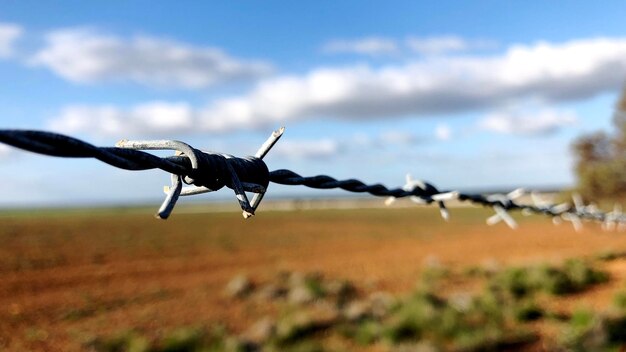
[488,259,608,299]
[89,326,246,352]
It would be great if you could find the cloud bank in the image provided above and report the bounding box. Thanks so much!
[31,29,272,88]
[49,37,626,137]
[47,102,196,136]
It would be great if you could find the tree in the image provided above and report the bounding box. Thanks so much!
[572,88,626,200]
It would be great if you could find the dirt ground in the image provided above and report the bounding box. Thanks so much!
[1,205,626,351]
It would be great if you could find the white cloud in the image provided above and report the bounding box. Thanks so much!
[48,102,195,136]
[478,109,577,136]
[322,37,399,56]
[405,36,471,55]
[30,28,272,88]
[198,37,626,130]
[48,37,626,137]
[0,23,22,58]
[273,139,340,160]
[435,124,452,141]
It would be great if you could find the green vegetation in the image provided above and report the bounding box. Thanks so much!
[90,258,615,352]
[376,287,538,350]
[573,87,626,200]
[488,259,609,298]
[557,294,626,351]
[88,326,246,352]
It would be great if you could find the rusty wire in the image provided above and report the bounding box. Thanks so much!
[0,128,624,231]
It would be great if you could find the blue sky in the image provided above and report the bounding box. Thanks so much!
[0,1,625,207]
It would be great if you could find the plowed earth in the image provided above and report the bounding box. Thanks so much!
[1,206,626,351]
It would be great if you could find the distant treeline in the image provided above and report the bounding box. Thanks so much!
[573,87,626,200]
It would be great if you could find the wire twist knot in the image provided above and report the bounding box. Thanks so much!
[116,128,284,219]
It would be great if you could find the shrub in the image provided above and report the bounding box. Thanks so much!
[488,260,608,299]
[88,326,246,352]
[353,320,383,345]
[89,331,149,352]
[159,327,206,352]
[563,259,609,290]
[489,267,534,299]
[558,309,607,351]
[514,300,544,322]
[379,286,537,350]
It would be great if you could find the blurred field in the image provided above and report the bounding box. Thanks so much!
[2,205,626,351]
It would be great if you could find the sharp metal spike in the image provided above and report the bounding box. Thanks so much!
[495,205,518,229]
[486,213,502,226]
[508,188,525,200]
[255,127,285,159]
[157,175,182,220]
[562,213,583,232]
[486,205,517,229]
[573,194,585,212]
[439,202,450,221]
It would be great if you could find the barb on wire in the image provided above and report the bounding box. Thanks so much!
[384,174,458,221]
[0,128,624,231]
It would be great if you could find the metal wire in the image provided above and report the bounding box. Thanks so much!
[0,129,624,230]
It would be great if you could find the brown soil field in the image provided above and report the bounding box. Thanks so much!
[1,205,626,351]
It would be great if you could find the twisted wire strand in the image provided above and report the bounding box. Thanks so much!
[0,129,624,226]
[0,130,268,193]
[268,170,606,220]
[0,130,189,173]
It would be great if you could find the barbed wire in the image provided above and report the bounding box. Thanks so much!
[0,128,624,231]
